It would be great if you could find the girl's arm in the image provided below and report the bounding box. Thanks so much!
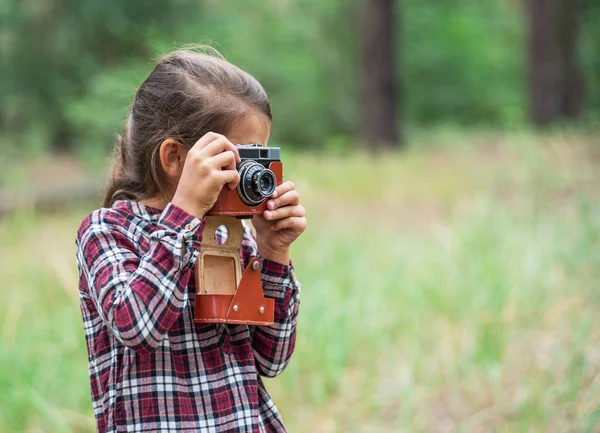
[77,132,242,354]
[241,225,301,378]
[76,203,204,354]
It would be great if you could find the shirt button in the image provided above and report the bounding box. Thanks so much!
[184,223,195,232]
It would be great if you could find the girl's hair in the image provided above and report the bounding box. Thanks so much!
[103,46,272,207]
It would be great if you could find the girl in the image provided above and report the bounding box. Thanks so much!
[76,48,306,433]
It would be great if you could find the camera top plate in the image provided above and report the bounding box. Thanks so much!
[236,144,280,161]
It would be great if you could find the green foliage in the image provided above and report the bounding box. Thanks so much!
[64,62,148,158]
[0,0,598,155]
[0,0,196,150]
[403,0,525,127]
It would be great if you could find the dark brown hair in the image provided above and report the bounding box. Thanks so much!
[103,46,272,207]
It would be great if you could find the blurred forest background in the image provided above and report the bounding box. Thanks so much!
[0,0,599,160]
[1,0,600,432]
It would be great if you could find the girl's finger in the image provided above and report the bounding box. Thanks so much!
[264,204,305,221]
[210,150,237,171]
[217,169,241,190]
[191,131,223,149]
[271,216,307,232]
[271,181,295,199]
[202,136,241,162]
[266,190,299,210]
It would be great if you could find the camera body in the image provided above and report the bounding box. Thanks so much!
[206,144,283,218]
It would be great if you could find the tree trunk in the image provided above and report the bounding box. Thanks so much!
[360,0,400,149]
[527,0,583,126]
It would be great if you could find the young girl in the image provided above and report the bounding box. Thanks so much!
[75,48,306,433]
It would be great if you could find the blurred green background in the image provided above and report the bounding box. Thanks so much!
[1,0,600,432]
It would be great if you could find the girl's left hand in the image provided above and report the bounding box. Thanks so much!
[252,181,307,265]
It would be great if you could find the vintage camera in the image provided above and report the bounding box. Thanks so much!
[206,144,283,218]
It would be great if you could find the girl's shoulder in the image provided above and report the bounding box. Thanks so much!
[76,200,153,247]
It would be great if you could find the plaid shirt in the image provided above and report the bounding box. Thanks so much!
[75,200,301,433]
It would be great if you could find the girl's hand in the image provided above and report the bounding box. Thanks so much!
[252,181,307,265]
[172,132,241,219]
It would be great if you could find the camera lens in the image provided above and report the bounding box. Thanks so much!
[237,161,277,206]
[256,170,276,197]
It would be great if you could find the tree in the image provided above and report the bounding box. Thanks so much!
[360,0,400,149]
[527,0,584,126]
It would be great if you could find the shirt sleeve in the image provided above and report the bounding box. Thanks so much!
[76,203,205,354]
[240,223,301,378]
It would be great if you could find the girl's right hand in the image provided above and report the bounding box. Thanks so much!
[172,132,241,219]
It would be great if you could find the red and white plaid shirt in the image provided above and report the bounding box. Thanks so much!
[75,200,301,433]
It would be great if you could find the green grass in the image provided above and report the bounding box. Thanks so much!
[1,132,600,432]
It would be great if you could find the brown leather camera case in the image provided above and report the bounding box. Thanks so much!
[194,219,277,326]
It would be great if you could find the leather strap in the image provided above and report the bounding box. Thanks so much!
[194,294,233,323]
[226,257,275,325]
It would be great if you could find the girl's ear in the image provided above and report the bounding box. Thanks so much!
[159,139,187,178]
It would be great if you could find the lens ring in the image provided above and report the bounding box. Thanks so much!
[237,161,265,206]
[255,169,276,197]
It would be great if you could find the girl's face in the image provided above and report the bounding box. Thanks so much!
[227,109,271,146]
